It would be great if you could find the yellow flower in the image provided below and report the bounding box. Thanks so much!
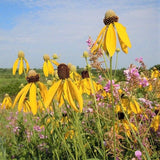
[115,112,137,138]
[1,94,12,109]
[12,70,48,115]
[151,68,159,78]
[43,54,59,77]
[116,97,141,114]
[91,10,131,57]
[65,129,75,139]
[78,70,103,95]
[44,63,83,112]
[122,120,137,138]
[150,115,160,131]
[12,50,30,75]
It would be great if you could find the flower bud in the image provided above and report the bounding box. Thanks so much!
[47,80,53,86]
[52,53,58,59]
[83,51,89,58]
[67,63,72,69]
[116,48,120,53]
[70,65,77,72]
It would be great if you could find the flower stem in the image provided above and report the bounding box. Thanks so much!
[113,52,119,79]
[85,57,106,160]
[109,57,116,160]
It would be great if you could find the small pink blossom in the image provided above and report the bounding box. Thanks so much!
[135,150,142,160]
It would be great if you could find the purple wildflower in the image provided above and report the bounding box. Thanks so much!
[33,125,42,132]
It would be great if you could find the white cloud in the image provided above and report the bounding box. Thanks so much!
[0,0,159,68]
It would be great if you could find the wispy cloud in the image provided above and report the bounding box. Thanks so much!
[0,0,159,68]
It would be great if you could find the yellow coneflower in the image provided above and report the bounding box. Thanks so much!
[44,63,83,112]
[91,10,131,57]
[78,70,103,95]
[65,129,75,140]
[12,50,30,75]
[151,68,159,78]
[150,115,160,131]
[116,96,141,114]
[43,54,59,77]
[12,70,48,115]
[115,112,137,138]
[1,94,12,109]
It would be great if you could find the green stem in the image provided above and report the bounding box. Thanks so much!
[109,57,116,160]
[113,52,119,79]
[85,57,106,160]
[102,52,110,79]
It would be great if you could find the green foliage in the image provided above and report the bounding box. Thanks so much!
[150,64,160,70]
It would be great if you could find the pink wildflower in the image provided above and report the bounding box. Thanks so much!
[135,150,142,160]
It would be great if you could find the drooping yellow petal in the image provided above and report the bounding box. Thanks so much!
[103,30,108,54]
[68,79,83,112]
[44,80,62,108]
[18,84,31,112]
[118,35,128,53]
[150,115,160,131]
[24,58,30,73]
[23,100,31,112]
[114,22,131,48]
[29,83,37,115]
[12,58,19,75]
[12,83,31,108]
[106,24,116,57]
[91,26,107,53]
[56,82,64,107]
[37,82,48,101]
[19,58,24,75]
[43,61,48,77]
[97,27,106,49]
[51,60,59,66]
[48,60,54,75]
[130,100,141,114]
[63,80,79,112]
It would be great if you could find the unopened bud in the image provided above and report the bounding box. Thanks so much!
[52,53,58,59]
[83,51,89,58]
[47,80,52,86]
[116,48,120,53]
[70,65,77,72]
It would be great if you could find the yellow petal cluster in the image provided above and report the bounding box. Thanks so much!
[43,54,59,77]
[45,79,83,112]
[12,71,47,115]
[78,78,103,95]
[1,94,12,109]
[116,97,141,114]
[12,51,30,75]
[150,115,160,131]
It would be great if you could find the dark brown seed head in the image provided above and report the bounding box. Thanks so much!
[26,70,40,83]
[103,10,119,25]
[81,70,89,79]
[118,112,125,120]
[155,109,159,115]
[58,63,70,79]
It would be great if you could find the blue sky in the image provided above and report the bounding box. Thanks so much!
[0,0,159,69]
